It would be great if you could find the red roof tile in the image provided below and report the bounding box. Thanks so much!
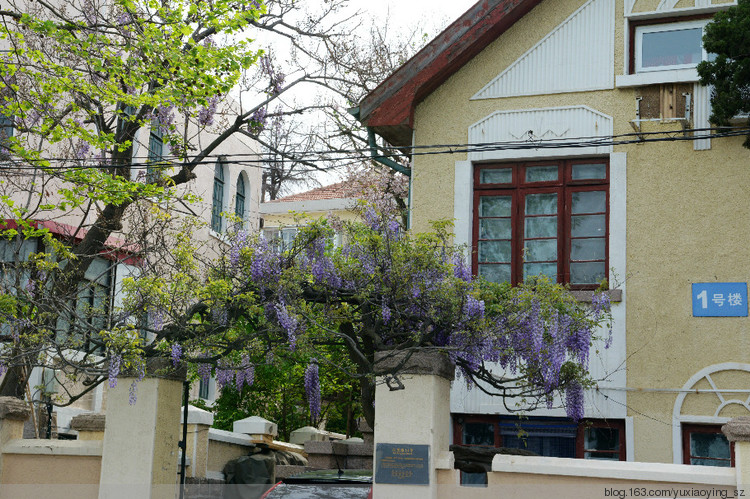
[266,181,362,204]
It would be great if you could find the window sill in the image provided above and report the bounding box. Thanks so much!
[571,289,622,303]
[615,69,699,88]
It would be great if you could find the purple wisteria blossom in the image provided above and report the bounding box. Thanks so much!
[108,354,121,388]
[154,104,175,133]
[171,344,182,367]
[453,254,472,282]
[148,306,165,331]
[197,361,211,384]
[463,295,485,319]
[565,381,584,422]
[275,300,299,350]
[198,96,220,127]
[230,230,250,268]
[304,361,321,420]
[248,107,267,135]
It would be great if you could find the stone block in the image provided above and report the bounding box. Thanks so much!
[0,397,30,421]
[70,413,106,432]
[723,416,750,442]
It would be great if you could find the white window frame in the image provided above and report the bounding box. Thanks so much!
[635,19,710,73]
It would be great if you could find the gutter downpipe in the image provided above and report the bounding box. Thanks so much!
[348,107,412,229]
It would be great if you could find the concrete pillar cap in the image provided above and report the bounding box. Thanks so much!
[0,396,30,421]
[180,405,214,426]
[722,417,750,442]
[233,415,278,437]
[374,350,455,381]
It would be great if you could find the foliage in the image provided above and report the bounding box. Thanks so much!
[698,0,750,147]
[203,344,361,441]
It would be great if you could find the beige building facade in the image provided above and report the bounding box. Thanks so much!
[359,0,750,467]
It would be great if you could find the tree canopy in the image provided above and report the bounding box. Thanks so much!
[0,0,612,430]
[698,0,750,146]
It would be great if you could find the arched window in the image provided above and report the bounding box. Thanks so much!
[211,160,225,232]
[235,174,246,222]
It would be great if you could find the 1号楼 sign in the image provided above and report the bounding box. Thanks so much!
[692,283,748,317]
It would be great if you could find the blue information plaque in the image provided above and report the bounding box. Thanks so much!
[692,283,748,317]
[375,443,429,485]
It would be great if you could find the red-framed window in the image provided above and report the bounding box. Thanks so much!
[577,419,626,461]
[473,159,609,289]
[682,424,735,467]
[453,415,626,460]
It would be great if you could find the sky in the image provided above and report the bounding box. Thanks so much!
[356,0,478,37]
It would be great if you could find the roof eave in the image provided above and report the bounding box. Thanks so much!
[358,0,543,148]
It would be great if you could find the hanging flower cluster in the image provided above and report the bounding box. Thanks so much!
[304,361,321,421]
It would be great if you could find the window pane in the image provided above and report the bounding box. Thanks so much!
[691,433,731,460]
[480,168,512,184]
[479,196,512,217]
[571,239,606,261]
[572,163,607,180]
[480,219,511,239]
[526,166,558,182]
[571,215,605,237]
[570,262,606,284]
[585,428,619,452]
[525,216,557,238]
[524,239,557,262]
[641,28,702,69]
[525,193,557,215]
[479,241,512,263]
[479,264,510,284]
[463,423,495,446]
[572,191,606,214]
[524,262,557,280]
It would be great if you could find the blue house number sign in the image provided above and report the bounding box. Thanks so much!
[692,283,748,317]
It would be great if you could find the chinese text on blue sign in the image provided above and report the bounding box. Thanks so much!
[692,283,748,317]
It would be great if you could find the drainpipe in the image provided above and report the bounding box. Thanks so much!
[348,107,412,229]
[347,107,411,177]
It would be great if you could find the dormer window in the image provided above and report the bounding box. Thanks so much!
[634,19,711,73]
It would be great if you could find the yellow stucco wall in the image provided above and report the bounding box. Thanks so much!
[408,0,750,464]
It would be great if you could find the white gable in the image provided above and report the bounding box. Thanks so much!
[472,0,614,100]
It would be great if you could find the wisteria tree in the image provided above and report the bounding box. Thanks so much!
[0,0,414,407]
[145,210,611,427]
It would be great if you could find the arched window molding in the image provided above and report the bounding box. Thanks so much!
[671,362,750,464]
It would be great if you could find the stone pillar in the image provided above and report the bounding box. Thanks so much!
[0,397,30,480]
[70,413,106,441]
[98,359,185,499]
[181,405,213,479]
[372,351,454,499]
[723,417,750,494]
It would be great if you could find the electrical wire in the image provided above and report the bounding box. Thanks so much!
[0,126,747,172]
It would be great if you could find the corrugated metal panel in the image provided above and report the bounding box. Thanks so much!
[468,106,613,161]
[693,84,711,151]
[472,0,614,100]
